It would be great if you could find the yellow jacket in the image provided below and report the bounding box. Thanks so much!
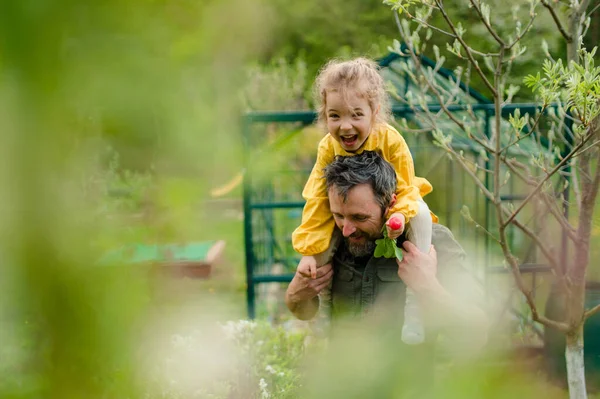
[292,123,436,256]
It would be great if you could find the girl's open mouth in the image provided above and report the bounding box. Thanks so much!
[341,135,358,147]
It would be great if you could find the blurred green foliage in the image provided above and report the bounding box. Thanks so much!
[0,0,270,398]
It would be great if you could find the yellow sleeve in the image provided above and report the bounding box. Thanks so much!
[383,131,422,223]
[291,136,336,256]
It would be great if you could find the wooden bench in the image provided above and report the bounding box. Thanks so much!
[100,240,226,279]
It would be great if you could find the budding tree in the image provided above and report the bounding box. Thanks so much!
[384,0,600,397]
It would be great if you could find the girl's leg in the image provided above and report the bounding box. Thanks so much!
[402,199,432,345]
[406,199,433,252]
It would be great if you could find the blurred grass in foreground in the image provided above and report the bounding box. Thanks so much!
[0,1,270,398]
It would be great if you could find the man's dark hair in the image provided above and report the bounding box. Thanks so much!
[323,150,397,211]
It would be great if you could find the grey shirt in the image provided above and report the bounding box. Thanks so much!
[330,223,476,325]
[308,224,484,398]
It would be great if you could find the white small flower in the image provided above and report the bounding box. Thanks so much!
[221,320,257,340]
[265,365,276,374]
[259,378,270,398]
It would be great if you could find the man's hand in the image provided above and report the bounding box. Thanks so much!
[396,241,442,295]
[288,262,333,302]
[285,262,333,320]
[386,213,405,240]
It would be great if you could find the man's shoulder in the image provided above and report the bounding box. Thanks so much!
[432,225,485,309]
[432,224,466,260]
[432,223,455,239]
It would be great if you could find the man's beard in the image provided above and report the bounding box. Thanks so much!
[346,235,377,257]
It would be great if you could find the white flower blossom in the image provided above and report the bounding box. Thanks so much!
[259,378,270,398]
[265,365,276,374]
[220,320,257,341]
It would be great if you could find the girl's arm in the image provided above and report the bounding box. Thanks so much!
[292,137,336,256]
[385,136,422,222]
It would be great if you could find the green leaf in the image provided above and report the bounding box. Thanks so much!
[375,236,401,259]
[481,3,491,25]
[374,238,386,258]
[461,205,473,222]
[385,239,396,258]
[394,244,404,261]
[523,72,540,89]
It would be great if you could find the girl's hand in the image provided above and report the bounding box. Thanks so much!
[298,255,319,279]
[386,213,405,240]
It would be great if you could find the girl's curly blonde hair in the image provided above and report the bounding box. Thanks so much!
[314,57,391,127]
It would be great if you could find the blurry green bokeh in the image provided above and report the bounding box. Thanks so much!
[0,1,271,398]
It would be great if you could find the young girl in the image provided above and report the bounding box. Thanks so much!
[292,57,437,344]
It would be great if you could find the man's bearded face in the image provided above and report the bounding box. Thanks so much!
[328,184,387,257]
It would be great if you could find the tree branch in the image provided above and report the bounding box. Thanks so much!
[584,303,600,320]
[500,156,578,241]
[502,133,592,228]
[579,140,592,192]
[503,207,560,271]
[495,155,569,333]
[589,2,600,18]
[468,131,496,154]
[590,147,600,195]
[445,146,496,202]
[504,251,570,332]
[413,17,457,38]
[572,156,582,207]
[504,157,534,181]
[393,13,497,155]
[469,0,506,46]
[541,0,573,42]
[493,47,506,243]
[434,0,497,96]
[500,108,547,154]
[585,121,600,195]
[571,139,600,158]
[506,11,538,50]
[535,315,571,332]
[539,192,578,241]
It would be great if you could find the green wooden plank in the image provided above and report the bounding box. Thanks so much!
[100,241,216,264]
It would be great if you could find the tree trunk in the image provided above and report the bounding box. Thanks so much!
[566,326,587,399]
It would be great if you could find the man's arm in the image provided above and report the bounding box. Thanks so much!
[396,241,488,351]
[285,263,333,320]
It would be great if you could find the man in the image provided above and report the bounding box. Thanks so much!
[285,150,487,346]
